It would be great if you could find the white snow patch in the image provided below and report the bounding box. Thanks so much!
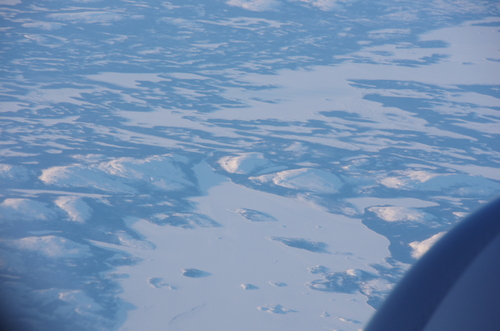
[251,168,343,193]
[409,232,447,259]
[97,155,194,191]
[40,165,136,194]
[55,196,92,223]
[257,303,295,314]
[360,278,394,297]
[40,155,194,193]
[218,153,272,174]
[368,206,431,223]
[379,170,440,189]
[284,141,308,155]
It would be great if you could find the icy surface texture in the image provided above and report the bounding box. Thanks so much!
[1,0,499,330]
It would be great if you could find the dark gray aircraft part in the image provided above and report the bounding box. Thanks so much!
[365,196,500,331]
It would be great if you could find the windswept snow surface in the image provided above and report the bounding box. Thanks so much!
[1,1,500,331]
[219,153,273,174]
[409,232,447,259]
[251,168,344,194]
[367,206,434,223]
[40,155,194,194]
[55,196,92,223]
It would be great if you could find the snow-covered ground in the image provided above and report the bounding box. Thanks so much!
[1,1,499,330]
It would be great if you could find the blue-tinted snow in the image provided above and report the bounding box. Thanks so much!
[0,0,499,330]
[181,268,212,278]
[257,303,296,314]
[233,208,278,222]
[218,153,274,174]
[149,212,221,228]
[308,265,330,274]
[409,231,447,259]
[55,196,92,223]
[268,281,288,287]
[39,155,195,194]
[270,236,329,253]
[148,277,176,289]
[306,269,394,308]
[241,283,259,290]
[251,168,344,194]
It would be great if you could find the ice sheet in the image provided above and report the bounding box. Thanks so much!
[111,162,389,331]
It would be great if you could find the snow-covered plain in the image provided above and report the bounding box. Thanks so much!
[1,0,499,330]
